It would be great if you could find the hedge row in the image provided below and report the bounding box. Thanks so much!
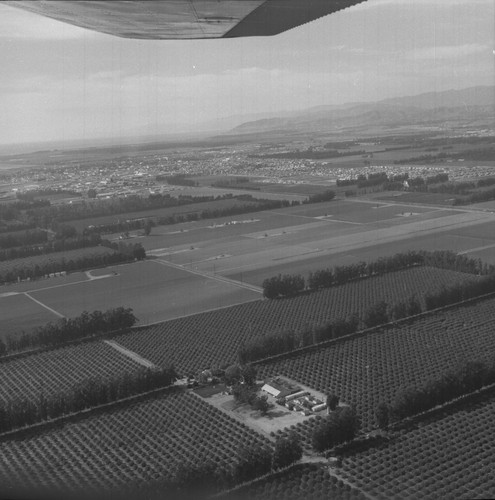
[0,307,137,356]
[0,366,177,434]
[262,250,493,299]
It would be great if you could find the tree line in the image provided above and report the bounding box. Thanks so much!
[311,406,361,452]
[262,250,493,299]
[454,185,495,206]
[238,315,359,363]
[376,358,495,429]
[242,274,495,364]
[0,233,103,262]
[250,149,365,160]
[0,366,177,434]
[0,241,145,285]
[83,197,299,235]
[25,192,287,227]
[0,307,137,356]
[424,274,495,310]
[0,229,48,249]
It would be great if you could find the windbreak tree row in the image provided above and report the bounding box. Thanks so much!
[0,242,145,285]
[263,250,493,299]
[0,233,103,262]
[244,273,495,363]
[0,307,138,356]
[0,366,177,434]
[377,358,495,428]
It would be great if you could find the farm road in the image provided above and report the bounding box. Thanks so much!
[150,258,263,294]
[103,339,157,369]
[23,292,65,318]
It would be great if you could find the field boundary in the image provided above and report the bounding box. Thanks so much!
[3,275,494,366]
[103,339,157,369]
[251,290,495,367]
[151,257,263,294]
[390,380,495,433]
[0,384,181,443]
[0,328,134,364]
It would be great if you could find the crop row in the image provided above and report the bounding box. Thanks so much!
[0,341,142,405]
[338,390,495,499]
[256,295,495,432]
[116,266,474,375]
[0,390,271,496]
[219,463,365,500]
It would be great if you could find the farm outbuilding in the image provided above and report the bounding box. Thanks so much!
[261,383,281,397]
[262,378,301,399]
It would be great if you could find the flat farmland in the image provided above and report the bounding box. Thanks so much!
[339,391,495,499]
[114,266,476,376]
[256,295,495,433]
[132,197,495,288]
[0,390,272,496]
[23,260,260,327]
[0,293,57,340]
[232,218,495,286]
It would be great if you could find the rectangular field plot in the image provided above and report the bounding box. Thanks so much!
[114,267,476,376]
[339,391,495,499]
[27,260,260,325]
[0,293,58,340]
[257,296,495,434]
[223,212,494,287]
[140,211,317,252]
[0,341,142,405]
[0,390,272,496]
[284,199,441,224]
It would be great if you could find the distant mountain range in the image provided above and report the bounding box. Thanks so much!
[229,86,495,135]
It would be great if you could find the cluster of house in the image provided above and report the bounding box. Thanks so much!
[261,378,327,416]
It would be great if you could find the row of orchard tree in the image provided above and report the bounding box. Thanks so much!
[0,307,137,356]
[237,295,420,363]
[149,433,302,497]
[262,250,494,299]
[136,406,360,498]
[238,316,359,363]
[0,241,145,285]
[376,358,495,429]
[242,275,495,364]
[0,366,177,434]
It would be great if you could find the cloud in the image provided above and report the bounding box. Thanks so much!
[407,43,490,61]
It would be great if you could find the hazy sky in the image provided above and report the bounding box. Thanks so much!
[0,0,493,145]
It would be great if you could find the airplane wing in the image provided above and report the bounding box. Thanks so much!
[2,0,367,39]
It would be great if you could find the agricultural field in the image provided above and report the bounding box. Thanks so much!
[228,215,495,285]
[221,463,366,500]
[0,293,57,341]
[339,390,495,499]
[115,266,476,375]
[2,260,260,336]
[257,295,495,433]
[0,341,142,405]
[0,390,272,497]
[135,196,495,287]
